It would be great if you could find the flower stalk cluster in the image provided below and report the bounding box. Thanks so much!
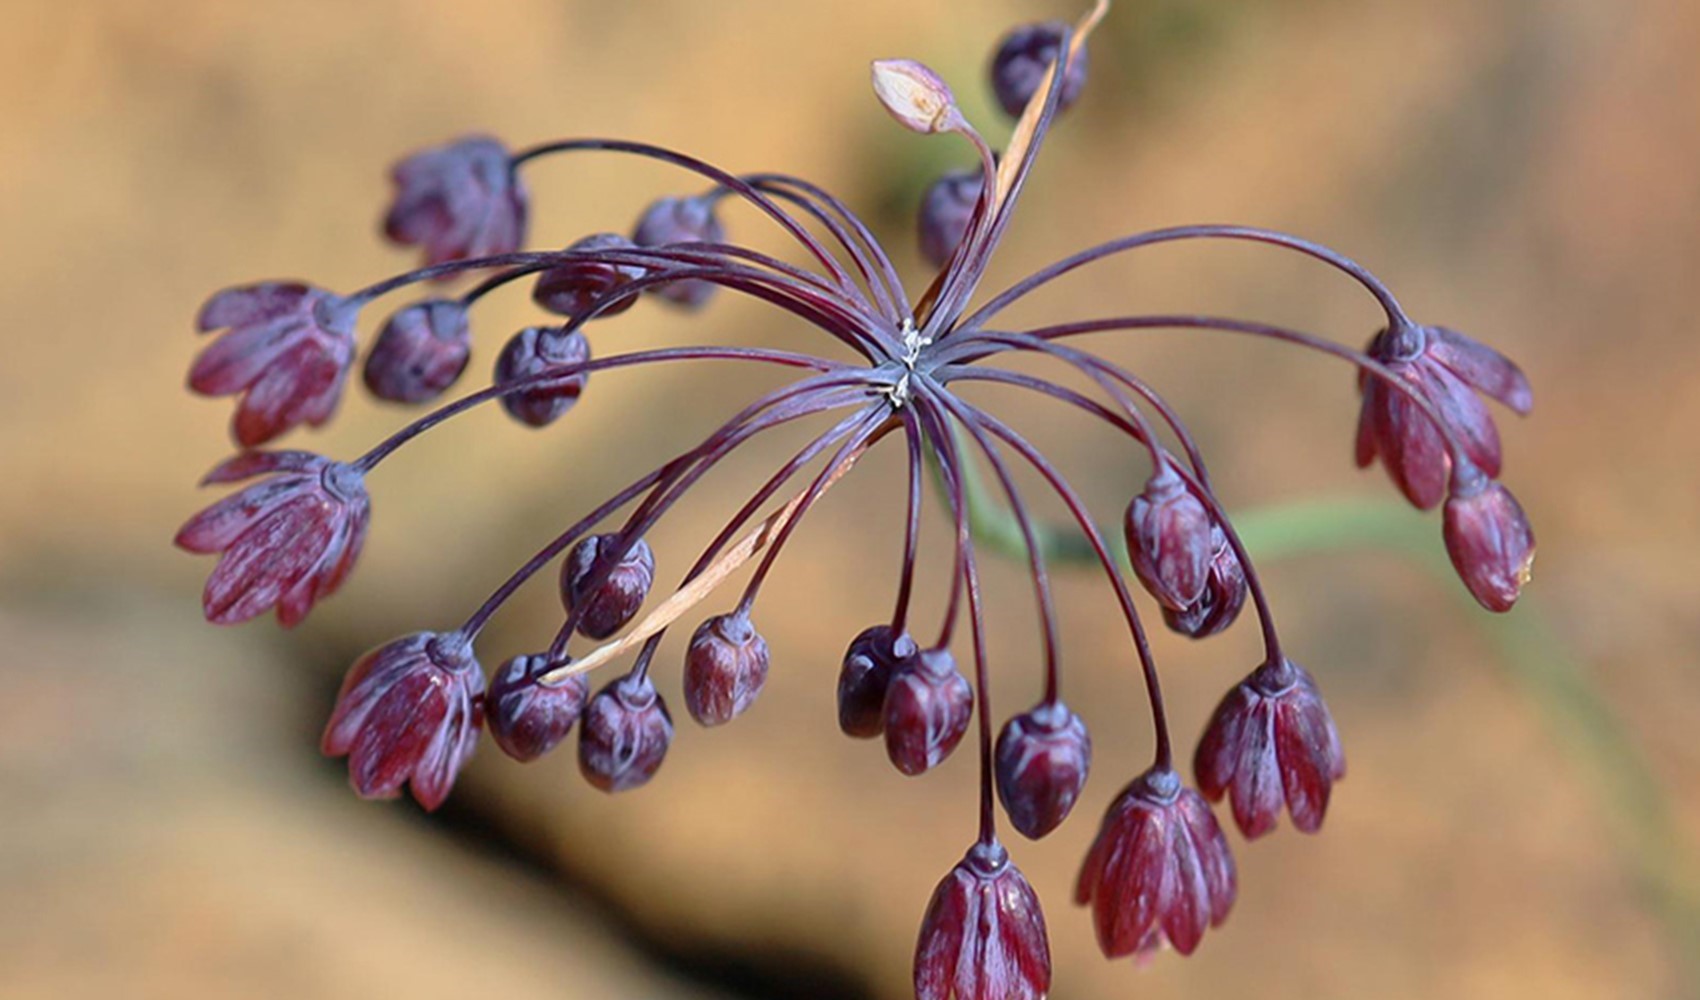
[176,2,1534,994]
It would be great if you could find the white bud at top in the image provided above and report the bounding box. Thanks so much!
[870,59,962,135]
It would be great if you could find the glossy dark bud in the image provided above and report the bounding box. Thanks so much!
[989,20,1088,120]
[1194,658,1345,839]
[631,195,724,308]
[1160,526,1248,639]
[917,169,984,269]
[362,299,471,404]
[578,671,673,793]
[487,654,590,762]
[383,135,527,269]
[561,534,655,640]
[914,841,1050,1000]
[837,624,917,739]
[883,648,973,776]
[1125,462,1214,611]
[683,612,771,726]
[493,325,590,428]
[995,701,1091,840]
[532,232,647,319]
[1443,470,1535,612]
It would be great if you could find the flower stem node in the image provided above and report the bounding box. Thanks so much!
[578,670,674,793]
[683,612,772,726]
[487,653,590,762]
[914,840,1051,1000]
[836,624,918,739]
[883,647,973,776]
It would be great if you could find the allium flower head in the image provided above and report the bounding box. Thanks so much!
[914,841,1051,1000]
[384,135,528,268]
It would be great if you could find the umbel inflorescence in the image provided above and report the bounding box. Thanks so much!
[176,4,1534,996]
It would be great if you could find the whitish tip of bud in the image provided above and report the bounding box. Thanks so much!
[871,59,962,134]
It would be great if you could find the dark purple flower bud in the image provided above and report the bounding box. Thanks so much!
[917,169,984,269]
[578,670,673,792]
[683,612,771,726]
[493,325,590,428]
[1194,658,1346,839]
[995,701,1091,840]
[883,648,973,776]
[1356,322,1533,510]
[383,135,528,269]
[989,21,1088,120]
[190,282,356,447]
[175,450,370,627]
[914,840,1050,1000]
[320,631,484,812]
[362,299,471,404]
[631,195,724,308]
[1125,461,1214,611]
[532,232,647,319]
[1076,768,1237,960]
[1160,526,1247,639]
[486,654,590,763]
[1443,471,1535,612]
[837,625,917,738]
[560,534,655,640]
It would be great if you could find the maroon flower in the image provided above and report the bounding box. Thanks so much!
[989,20,1088,119]
[631,195,724,308]
[383,135,528,269]
[1125,461,1214,611]
[533,232,647,318]
[884,647,973,776]
[175,450,370,627]
[1443,470,1536,612]
[578,671,674,792]
[493,325,590,428]
[487,653,591,763]
[1161,526,1247,639]
[1194,658,1345,839]
[1356,322,1533,510]
[917,170,984,269]
[995,701,1092,840]
[682,612,771,726]
[1076,768,1237,960]
[837,624,917,738]
[362,299,472,404]
[914,840,1050,1000]
[190,282,356,447]
[561,534,655,640]
[320,631,485,811]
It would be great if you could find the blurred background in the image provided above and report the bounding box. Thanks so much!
[2,0,1697,997]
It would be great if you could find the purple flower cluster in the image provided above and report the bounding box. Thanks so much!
[177,4,1534,994]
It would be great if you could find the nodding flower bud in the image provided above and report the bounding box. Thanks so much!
[631,196,725,309]
[883,648,973,776]
[1443,470,1535,613]
[917,169,984,269]
[561,534,655,640]
[532,232,647,319]
[487,654,590,763]
[1125,461,1215,611]
[493,325,590,428]
[683,612,771,726]
[870,59,964,135]
[1076,768,1237,960]
[995,701,1092,840]
[837,624,917,739]
[989,21,1088,120]
[383,135,527,269]
[362,299,471,404]
[1161,526,1248,639]
[914,841,1051,1000]
[578,670,673,793]
[1194,658,1345,839]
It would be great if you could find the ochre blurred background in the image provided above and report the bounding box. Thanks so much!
[3,0,1697,997]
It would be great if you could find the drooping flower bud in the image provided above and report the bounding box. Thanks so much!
[917,169,984,269]
[631,195,725,309]
[1160,526,1248,639]
[578,670,674,793]
[995,701,1091,840]
[989,21,1088,120]
[1443,470,1535,612]
[320,631,484,811]
[532,232,647,319]
[1125,461,1214,611]
[683,612,771,726]
[560,534,655,640]
[486,653,590,763]
[870,59,964,135]
[1076,768,1237,959]
[883,647,973,776]
[362,299,471,404]
[493,325,590,428]
[914,841,1050,1000]
[383,135,528,269]
[837,624,917,738]
[1194,658,1346,838]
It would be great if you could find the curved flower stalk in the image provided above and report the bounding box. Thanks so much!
[176,1,1536,992]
